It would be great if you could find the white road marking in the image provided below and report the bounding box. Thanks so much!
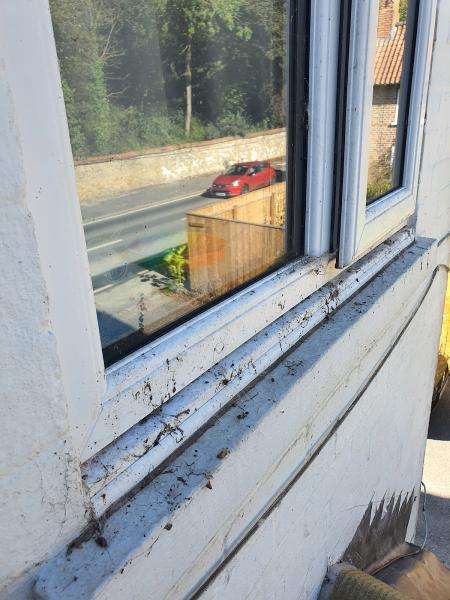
[87,239,123,252]
[94,283,115,294]
[83,190,205,226]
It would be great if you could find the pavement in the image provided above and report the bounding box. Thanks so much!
[416,376,450,567]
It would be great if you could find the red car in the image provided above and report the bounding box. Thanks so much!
[208,161,277,198]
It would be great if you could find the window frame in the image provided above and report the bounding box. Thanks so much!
[85,252,337,460]
[391,88,400,126]
[304,0,341,256]
[30,0,435,465]
[337,0,436,267]
[83,229,414,516]
[75,0,318,462]
[80,0,345,461]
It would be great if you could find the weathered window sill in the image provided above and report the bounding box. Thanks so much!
[34,235,435,600]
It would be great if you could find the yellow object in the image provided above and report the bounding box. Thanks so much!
[439,273,450,367]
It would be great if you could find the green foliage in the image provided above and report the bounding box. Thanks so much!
[399,0,408,22]
[215,111,253,137]
[50,0,115,156]
[367,178,392,202]
[61,78,87,156]
[162,244,189,290]
[49,0,288,159]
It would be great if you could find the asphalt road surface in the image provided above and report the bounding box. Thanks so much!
[81,163,285,292]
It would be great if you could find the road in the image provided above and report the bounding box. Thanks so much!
[82,172,216,291]
[81,163,285,292]
[81,162,286,351]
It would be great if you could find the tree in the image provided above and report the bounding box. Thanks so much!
[106,0,167,113]
[157,0,250,135]
[399,0,409,21]
[50,0,288,156]
[50,0,118,156]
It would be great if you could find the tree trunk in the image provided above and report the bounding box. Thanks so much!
[185,38,192,136]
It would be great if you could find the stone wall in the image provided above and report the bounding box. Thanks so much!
[74,129,286,203]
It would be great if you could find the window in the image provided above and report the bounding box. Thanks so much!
[366,0,417,202]
[43,0,434,476]
[49,0,308,366]
[337,0,433,267]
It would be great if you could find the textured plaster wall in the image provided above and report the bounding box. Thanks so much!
[0,16,90,599]
[0,201,89,600]
[415,0,450,246]
[415,0,450,367]
[0,207,88,599]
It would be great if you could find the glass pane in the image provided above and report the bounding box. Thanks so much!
[49,0,291,365]
[366,0,414,202]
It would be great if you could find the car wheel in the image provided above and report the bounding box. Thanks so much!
[270,176,276,185]
[241,184,249,195]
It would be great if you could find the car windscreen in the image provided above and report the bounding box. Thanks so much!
[225,165,248,176]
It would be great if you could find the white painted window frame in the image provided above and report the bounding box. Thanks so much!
[4,0,431,468]
[338,0,436,267]
[304,1,340,255]
[0,0,340,464]
[80,0,342,461]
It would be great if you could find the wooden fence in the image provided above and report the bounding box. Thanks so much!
[186,183,285,296]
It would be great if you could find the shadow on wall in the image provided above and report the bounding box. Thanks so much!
[96,310,135,349]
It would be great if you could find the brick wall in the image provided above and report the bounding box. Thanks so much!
[368,84,398,183]
[378,0,401,38]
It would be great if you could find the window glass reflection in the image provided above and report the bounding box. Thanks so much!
[50,0,289,364]
[367,0,411,202]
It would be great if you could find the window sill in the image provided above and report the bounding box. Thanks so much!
[35,234,435,600]
[83,229,414,516]
[83,225,415,463]
[83,252,338,461]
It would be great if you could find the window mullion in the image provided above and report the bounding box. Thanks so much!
[305,0,341,257]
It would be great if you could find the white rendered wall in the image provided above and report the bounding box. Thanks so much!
[202,273,444,599]
[0,99,89,599]
[34,239,447,600]
[0,1,449,599]
[415,0,450,246]
[0,3,97,598]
